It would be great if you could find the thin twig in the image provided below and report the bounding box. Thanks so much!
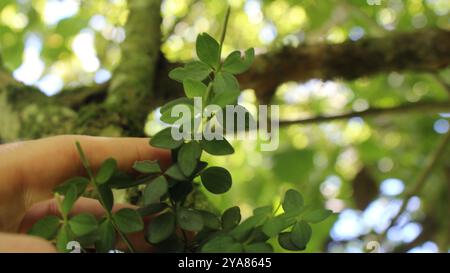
[279,101,450,126]
[75,141,136,253]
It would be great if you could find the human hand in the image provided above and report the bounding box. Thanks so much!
[0,135,170,252]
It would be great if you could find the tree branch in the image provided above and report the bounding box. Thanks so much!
[41,27,450,110]
[1,27,449,140]
[278,101,450,126]
[236,27,450,102]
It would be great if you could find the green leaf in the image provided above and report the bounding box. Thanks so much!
[160,103,195,124]
[222,48,255,74]
[178,141,202,176]
[302,209,333,223]
[198,210,221,230]
[98,184,114,211]
[253,205,273,216]
[146,212,176,244]
[95,219,116,253]
[230,213,269,241]
[56,225,74,252]
[196,32,220,68]
[200,138,234,155]
[113,208,144,234]
[150,127,184,149]
[282,189,304,213]
[200,166,232,194]
[168,61,211,82]
[54,176,89,196]
[165,164,187,181]
[262,214,297,237]
[96,158,117,185]
[183,79,207,98]
[68,213,98,237]
[177,208,204,232]
[246,228,270,244]
[143,176,168,205]
[28,215,61,240]
[221,206,241,231]
[213,71,240,94]
[244,242,273,253]
[290,220,312,250]
[138,203,168,217]
[201,235,243,253]
[278,232,302,251]
[211,89,240,108]
[133,160,161,174]
[61,184,78,215]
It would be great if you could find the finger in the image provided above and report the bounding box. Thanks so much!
[0,232,57,253]
[0,135,171,230]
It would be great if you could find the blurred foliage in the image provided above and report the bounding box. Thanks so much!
[1,0,450,252]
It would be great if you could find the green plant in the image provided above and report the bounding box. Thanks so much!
[28,8,332,253]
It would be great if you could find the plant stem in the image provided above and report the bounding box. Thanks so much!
[217,6,231,71]
[55,193,68,224]
[273,202,282,216]
[203,7,231,107]
[171,201,191,252]
[75,141,136,253]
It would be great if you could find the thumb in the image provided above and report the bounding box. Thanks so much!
[0,232,57,253]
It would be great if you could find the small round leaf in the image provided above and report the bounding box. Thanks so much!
[69,213,98,237]
[146,212,176,244]
[196,33,220,68]
[183,79,207,98]
[28,215,61,240]
[133,160,161,174]
[113,208,144,234]
[165,164,187,181]
[290,220,312,250]
[200,138,234,156]
[278,232,301,251]
[302,209,333,223]
[150,127,184,149]
[95,219,116,253]
[200,167,232,194]
[177,208,204,232]
[178,141,202,176]
[143,176,168,205]
[221,206,241,231]
[61,184,78,215]
[282,189,304,213]
[96,158,117,185]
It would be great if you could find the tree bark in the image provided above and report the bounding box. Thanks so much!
[237,27,450,102]
[107,0,162,134]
